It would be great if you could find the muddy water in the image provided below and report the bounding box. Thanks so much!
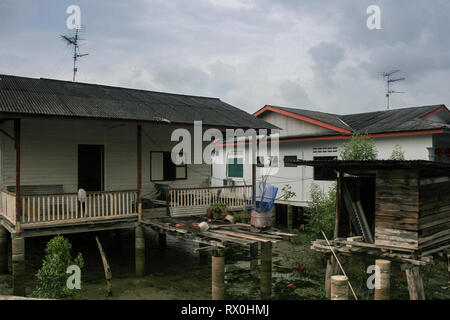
[0,228,448,300]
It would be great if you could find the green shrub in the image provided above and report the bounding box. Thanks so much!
[305,183,336,239]
[340,132,378,160]
[389,144,405,160]
[31,235,84,299]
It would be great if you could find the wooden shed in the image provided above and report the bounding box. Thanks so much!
[295,160,450,253]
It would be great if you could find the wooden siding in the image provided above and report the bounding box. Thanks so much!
[418,178,450,249]
[374,170,420,250]
[0,119,211,200]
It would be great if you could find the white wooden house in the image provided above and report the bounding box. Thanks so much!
[212,104,450,210]
[0,74,275,233]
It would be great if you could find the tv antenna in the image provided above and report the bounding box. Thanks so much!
[382,70,405,109]
[60,28,89,82]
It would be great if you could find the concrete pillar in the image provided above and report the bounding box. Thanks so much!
[135,225,145,276]
[331,275,348,300]
[158,232,167,250]
[260,242,272,299]
[374,259,391,300]
[250,242,259,270]
[0,227,8,274]
[211,249,225,300]
[287,205,294,230]
[12,235,25,296]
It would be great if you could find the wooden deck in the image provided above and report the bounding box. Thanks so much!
[141,216,295,249]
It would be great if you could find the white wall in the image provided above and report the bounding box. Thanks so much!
[211,133,434,206]
[0,119,211,199]
[260,112,334,137]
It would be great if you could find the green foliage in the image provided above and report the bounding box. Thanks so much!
[339,132,378,160]
[389,144,405,160]
[31,235,84,299]
[305,183,336,239]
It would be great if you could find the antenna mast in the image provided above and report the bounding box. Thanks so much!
[382,70,405,109]
[61,28,89,82]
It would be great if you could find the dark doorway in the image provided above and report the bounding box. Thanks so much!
[78,145,104,191]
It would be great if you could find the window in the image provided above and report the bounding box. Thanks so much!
[150,151,187,181]
[227,155,243,178]
[257,156,279,168]
[283,155,297,167]
[313,156,337,181]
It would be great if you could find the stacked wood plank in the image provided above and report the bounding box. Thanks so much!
[418,177,450,249]
[374,170,420,250]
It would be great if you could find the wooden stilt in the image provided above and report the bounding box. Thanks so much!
[158,232,167,250]
[211,249,225,300]
[374,259,391,300]
[12,235,25,296]
[250,242,259,270]
[325,254,341,298]
[260,241,272,299]
[270,204,277,228]
[0,227,8,274]
[406,266,425,300]
[135,225,145,276]
[95,236,113,296]
[287,205,293,230]
[331,275,348,300]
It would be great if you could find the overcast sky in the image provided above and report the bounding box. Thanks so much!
[1,0,449,115]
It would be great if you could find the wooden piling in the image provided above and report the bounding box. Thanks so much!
[135,225,145,276]
[406,266,425,300]
[325,254,341,298]
[374,259,391,300]
[12,235,25,296]
[250,242,259,270]
[287,205,294,230]
[270,204,277,228]
[158,232,167,250]
[331,275,348,300]
[260,241,272,299]
[211,249,225,300]
[0,227,8,274]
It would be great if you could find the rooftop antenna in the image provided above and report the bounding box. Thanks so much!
[382,70,405,109]
[60,27,89,82]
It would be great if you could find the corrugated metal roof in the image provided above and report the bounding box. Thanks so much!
[0,74,277,130]
[256,104,450,135]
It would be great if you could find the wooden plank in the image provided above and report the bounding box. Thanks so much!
[212,229,272,242]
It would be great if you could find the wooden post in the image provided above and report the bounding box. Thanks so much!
[14,119,21,233]
[374,259,391,300]
[287,205,294,230]
[250,242,259,270]
[12,235,25,296]
[331,275,348,300]
[95,236,113,296]
[0,226,8,274]
[334,172,341,238]
[135,225,145,276]
[211,249,225,300]
[158,232,167,250]
[406,266,425,300]
[325,254,341,298]
[260,241,272,299]
[270,204,277,228]
[137,125,142,221]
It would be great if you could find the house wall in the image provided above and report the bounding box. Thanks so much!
[212,132,434,206]
[0,119,211,198]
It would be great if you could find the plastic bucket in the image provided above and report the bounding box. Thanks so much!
[250,210,272,228]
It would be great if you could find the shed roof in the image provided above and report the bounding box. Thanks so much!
[0,74,276,130]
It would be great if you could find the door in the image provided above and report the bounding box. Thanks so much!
[78,145,104,192]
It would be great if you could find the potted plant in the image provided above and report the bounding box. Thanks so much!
[209,201,228,220]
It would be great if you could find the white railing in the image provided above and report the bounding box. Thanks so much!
[167,186,253,216]
[0,190,17,224]
[20,190,139,225]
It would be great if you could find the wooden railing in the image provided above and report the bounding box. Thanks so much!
[0,190,17,224]
[167,185,253,216]
[0,190,138,226]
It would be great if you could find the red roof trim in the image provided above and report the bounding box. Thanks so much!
[419,105,450,120]
[253,105,351,134]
